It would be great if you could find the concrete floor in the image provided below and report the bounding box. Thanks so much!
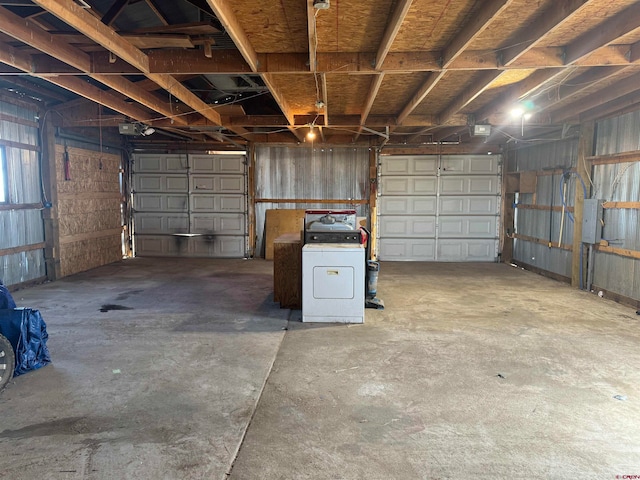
[1,259,639,479]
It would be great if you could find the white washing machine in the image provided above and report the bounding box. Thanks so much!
[302,243,365,323]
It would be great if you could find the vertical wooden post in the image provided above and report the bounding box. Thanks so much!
[40,112,61,281]
[500,149,515,264]
[248,144,256,257]
[572,120,595,288]
[368,147,378,260]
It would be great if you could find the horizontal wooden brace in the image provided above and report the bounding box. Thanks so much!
[589,150,640,165]
[602,201,640,209]
[515,204,574,213]
[594,244,640,260]
[0,242,46,257]
[0,139,40,152]
[0,203,43,211]
[513,233,573,251]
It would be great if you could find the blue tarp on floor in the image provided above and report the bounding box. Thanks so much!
[0,308,51,376]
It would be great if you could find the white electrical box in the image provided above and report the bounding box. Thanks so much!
[582,199,603,244]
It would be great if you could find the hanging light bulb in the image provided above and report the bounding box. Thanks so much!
[307,125,316,141]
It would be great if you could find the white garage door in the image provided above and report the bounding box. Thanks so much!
[378,154,501,262]
[132,153,247,258]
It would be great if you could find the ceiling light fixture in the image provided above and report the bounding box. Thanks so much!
[306,125,316,141]
[313,0,330,9]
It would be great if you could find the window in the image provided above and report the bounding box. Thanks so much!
[0,147,7,203]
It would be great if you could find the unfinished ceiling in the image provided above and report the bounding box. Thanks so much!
[1,0,640,147]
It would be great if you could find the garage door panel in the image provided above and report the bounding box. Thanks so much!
[133,154,187,173]
[378,216,436,238]
[191,175,245,193]
[440,176,499,195]
[190,154,245,174]
[191,214,245,235]
[134,213,189,234]
[379,196,437,215]
[133,153,247,258]
[438,216,497,238]
[438,239,497,262]
[134,193,188,212]
[379,154,500,262]
[379,239,436,261]
[380,156,438,175]
[191,194,245,212]
[381,177,438,195]
[441,155,499,175]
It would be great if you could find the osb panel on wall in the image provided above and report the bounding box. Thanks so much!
[59,235,122,278]
[55,144,122,277]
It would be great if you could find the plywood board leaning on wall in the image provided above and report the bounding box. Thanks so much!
[264,209,305,260]
[55,145,122,277]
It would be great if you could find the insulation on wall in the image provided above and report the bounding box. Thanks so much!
[55,144,122,277]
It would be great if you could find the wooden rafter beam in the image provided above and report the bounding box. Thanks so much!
[437,70,504,124]
[307,0,318,72]
[500,0,589,66]
[375,0,413,69]
[397,2,509,126]
[102,0,129,26]
[564,2,640,65]
[144,0,169,26]
[353,73,385,141]
[535,66,631,114]
[552,71,640,122]
[206,0,296,128]
[0,40,155,122]
[0,76,70,103]
[579,89,640,122]
[32,0,224,128]
[442,0,511,68]
[0,5,189,126]
[473,68,565,122]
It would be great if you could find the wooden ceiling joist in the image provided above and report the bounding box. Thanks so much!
[32,0,224,128]
[307,0,318,72]
[375,0,413,69]
[564,2,640,65]
[500,0,590,66]
[441,0,512,68]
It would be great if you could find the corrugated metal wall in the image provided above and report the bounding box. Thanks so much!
[0,98,46,286]
[254,145,370,255]
[509,138,579,278]
[592,113,640,301]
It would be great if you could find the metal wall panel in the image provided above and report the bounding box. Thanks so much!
[509,139,578,277]
[132,153,247,258]
[254,145,370,254]
[379,154,501,261]
[0,99,45,286]
[590,114,640,300]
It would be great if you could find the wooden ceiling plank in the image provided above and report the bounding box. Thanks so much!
[553,71,640,122]
[375,0,413,69]
[441,0,512,68]
[205,0,258,72]
[564,2,640,65]
[32,0,149,72]
[437,70,504,124]
[501,0,589,66]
